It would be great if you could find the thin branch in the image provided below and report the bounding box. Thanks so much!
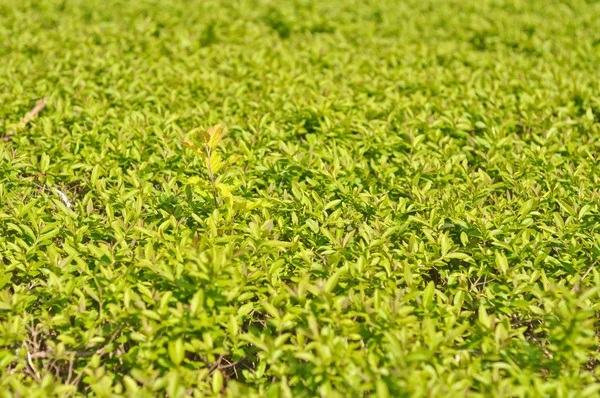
[70,326,123,387]
[24,344,41,380]
[2,98,46,141]
[582,262,597,280]
[209,354,224,374]
[66,353,75,385]
[205,145,219,208]
[23,99,47,124]
[572,261,597,292]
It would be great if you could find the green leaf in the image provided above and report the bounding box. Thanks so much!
[212,370,224,394]
[478,304,492,329]
[376,379,391,398]
[196,128,210,144]
[445,252,474,262]
[422,281,435,309]
[325,266,347,294]
[207,124,223,149]
[495,251,508,274]
[168,339,185,366]
[210,151,224,174]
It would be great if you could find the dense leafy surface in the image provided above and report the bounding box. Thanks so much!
[2,0,600,396]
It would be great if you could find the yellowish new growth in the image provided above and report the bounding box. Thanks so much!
[183,124,224,208]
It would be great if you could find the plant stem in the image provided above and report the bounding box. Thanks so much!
[206,146,219,209]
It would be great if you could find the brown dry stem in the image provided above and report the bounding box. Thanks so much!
[2,98,46,141]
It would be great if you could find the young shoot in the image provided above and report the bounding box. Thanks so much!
[183,124,224,208]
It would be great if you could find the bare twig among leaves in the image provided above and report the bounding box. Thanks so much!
[2,98,46,141]
[571,261,598,292]
[17,323,124,390]
[24,343,41,380]
[29,180,76,211]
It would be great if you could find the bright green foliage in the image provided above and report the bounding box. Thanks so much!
[1,0,600,396]
[184,124,225,208]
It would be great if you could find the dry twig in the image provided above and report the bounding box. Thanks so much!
[2,98,46,141]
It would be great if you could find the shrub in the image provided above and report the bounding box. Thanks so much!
[1,0,600,396]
